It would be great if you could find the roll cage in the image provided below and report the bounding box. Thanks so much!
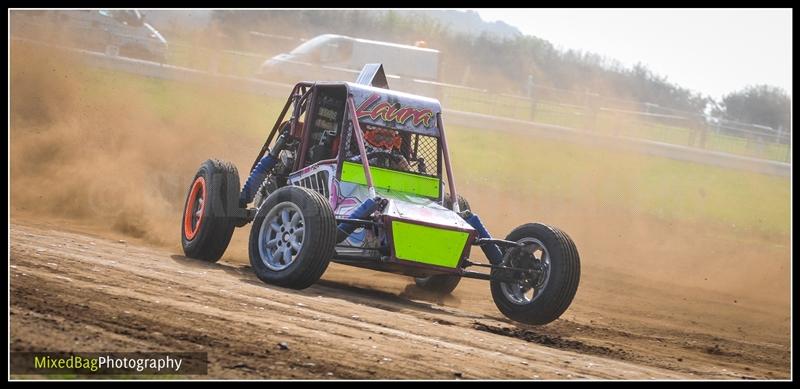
[250,80,461,211]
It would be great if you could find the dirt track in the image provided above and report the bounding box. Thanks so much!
[9,37,791,380]
[10,220,790,379]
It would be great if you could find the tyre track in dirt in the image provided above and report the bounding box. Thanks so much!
[9,222,788,379]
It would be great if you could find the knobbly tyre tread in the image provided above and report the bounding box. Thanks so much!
[181,159,240,262]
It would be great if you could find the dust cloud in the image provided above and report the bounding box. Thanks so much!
[9,17,789,321]
[9,40,253,246]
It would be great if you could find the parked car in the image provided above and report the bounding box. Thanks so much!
[11,9,168,62]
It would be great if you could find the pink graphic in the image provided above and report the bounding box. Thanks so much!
[355,93,434,128]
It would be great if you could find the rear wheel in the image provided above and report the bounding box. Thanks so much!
[444,192,470,212]
[413,193,470,295]
[490,223,580,325]
[181,159,240,262]
[249,186,336,289]
[414,273,462,294]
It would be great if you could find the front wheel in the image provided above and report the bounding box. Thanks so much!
[248,186,336,289]
[490,223,580,325]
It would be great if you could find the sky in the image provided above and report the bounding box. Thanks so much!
[474,8,792,100]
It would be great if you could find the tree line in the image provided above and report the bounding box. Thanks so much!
[211,10,791,134]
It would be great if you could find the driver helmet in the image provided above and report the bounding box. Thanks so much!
[363,125,402,152]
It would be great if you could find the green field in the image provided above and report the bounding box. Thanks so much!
[155,46,790,163]
[166,44,268,79]
[441,87,790,162]
[449,128,790,236]
[78,67,790,236]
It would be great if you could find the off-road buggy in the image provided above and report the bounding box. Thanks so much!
[181,64,580,325]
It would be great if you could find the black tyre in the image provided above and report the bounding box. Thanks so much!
[414,273,462,294]
[490,223,580,325]
[413,193,471,294]
[181,159,241,262]
[444,192,470,212]
[249,186,336,289]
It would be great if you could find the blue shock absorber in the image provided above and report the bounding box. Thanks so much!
[240,154,278,206]
[337,197,382,243]
[464,213,504,265]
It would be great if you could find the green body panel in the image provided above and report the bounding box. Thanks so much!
[391,221,469,268]
[340,161,440,198]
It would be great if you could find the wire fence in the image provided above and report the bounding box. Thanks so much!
[432,62,790,162]
[9,34,790,176]
[436,85,790,162]
[11,11,790,163]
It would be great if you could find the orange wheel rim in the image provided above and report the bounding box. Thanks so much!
[183,176,207,240]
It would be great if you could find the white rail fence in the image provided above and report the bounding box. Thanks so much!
[10,37,790,177]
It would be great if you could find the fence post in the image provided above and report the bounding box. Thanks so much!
[583,90,599,132]
[689,115,707,148]
[527,75,536,121]
[698,119,708,149]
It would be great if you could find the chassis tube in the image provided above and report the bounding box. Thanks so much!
[437,113,459,212]
[250,83,310,172]
[346,95,377,198]
[464,212,504,264]
[294,85,318,170]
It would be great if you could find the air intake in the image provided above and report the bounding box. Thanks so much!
[354,63,389,89]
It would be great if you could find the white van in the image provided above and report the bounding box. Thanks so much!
[257,34,441,95]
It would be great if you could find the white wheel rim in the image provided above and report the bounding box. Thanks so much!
[258,202,305,271]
